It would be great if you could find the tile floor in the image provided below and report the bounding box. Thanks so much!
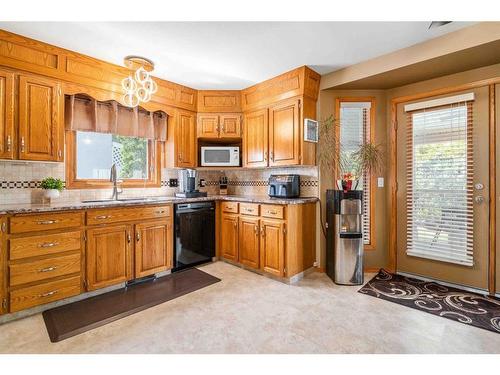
[0,261,499,354]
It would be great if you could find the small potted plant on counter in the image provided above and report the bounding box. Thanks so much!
[40,177,64,202]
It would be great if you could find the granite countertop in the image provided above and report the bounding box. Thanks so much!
[0,195,319,215]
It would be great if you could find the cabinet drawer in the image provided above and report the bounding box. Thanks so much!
[221,201,239,214]
[9,231,81,260]
[87,205,171,225]
[239,203,259,216]
[9,276,81,313]
[9,252,81,287]
[10,212,84,234]
[260,204,285,219]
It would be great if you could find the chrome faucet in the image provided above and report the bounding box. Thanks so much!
[110,163,123,200]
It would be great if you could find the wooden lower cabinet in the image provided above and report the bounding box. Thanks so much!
[86,224,133,291]
[238,216,260,269]
[260,219,285,277]
[220,214,239,262]
[135,220,173,278]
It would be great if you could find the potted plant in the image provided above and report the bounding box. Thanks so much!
[318,115,384,191]
[40,177,64,201]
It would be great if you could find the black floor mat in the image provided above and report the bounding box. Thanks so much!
[43,268,221,342]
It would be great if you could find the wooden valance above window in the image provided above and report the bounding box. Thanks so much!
[64,94,167,141]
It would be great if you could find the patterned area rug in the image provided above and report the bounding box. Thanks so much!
[358,269,500,334]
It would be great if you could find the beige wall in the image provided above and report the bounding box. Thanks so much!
[318,89,388,270]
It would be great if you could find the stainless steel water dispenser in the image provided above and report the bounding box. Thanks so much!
[326,190,364,285]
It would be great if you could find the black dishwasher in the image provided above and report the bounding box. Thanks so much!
[173,201,215,272]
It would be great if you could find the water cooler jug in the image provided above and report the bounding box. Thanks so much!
[326,189,364,285]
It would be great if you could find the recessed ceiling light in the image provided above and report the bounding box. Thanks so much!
[428,21,452,29]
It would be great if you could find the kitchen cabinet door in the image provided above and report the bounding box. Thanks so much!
[86,225,133,291]
[238,216,260,269]
[18,74,63,162]
[220,213,239,262]
[220,114,241,138]
[260,219,285,277]
[176,110,197,167]
[0,216,6,315]
[135,220,173,278]
[243,108,268,168]
[0,68,15,160]
[268,99,300,166]
[197,114,219,138]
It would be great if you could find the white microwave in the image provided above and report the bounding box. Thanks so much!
[201,146,240,167]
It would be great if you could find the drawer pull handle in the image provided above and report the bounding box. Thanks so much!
[39,290,58,298]
[155,210,166,214]
[267,210,277,215]
[37,220,58,225]
[95,215,111,220]
[39,266,57,273]
[39,242,59,248]
[245,208,254,212]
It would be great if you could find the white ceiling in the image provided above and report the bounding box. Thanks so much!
[0,22,475,89]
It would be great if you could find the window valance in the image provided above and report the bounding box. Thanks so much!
[64,94,167,141]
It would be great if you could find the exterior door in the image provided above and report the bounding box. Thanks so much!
[220,114,241,138]
[260,219,285,277]
[176,110,197,167]
[197,114,219,138]
[0,68,14,159]
[86,225,133,291]
[243,108,268,167]
[396,87,490,289]
[18,74,62,161]
[238,216,260,269]
[135,220,173,278]
[269,99,300,166]
[220,213,239,262]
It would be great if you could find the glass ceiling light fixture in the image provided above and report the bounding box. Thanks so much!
[122,55,158,107]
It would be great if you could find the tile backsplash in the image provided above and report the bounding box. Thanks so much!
[0,161,318,204]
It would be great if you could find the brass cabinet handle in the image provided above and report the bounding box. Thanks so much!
[6,135,11,152]
[245,208,254,212]
[270,151,274,162]
[136,232,140,242]
[233,222,237,228]
[155,210,166,214]
[267,210,277,215]
[39,266,57,273]
[95,215,111,220]
[38,242,59,248]
[264,151,268,162]
[254,225,259,234]
[221,125,225,133]
[20,137,25,153]
[37,220,58,225]
[261,227,265,237]
[39,290,58,298]
[127,232,131,243]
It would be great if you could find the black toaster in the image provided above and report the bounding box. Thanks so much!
[268,175,300,198]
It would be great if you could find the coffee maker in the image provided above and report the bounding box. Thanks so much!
[175,169,208,198]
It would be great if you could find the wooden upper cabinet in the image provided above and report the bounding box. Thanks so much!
[268,99,300,166]
[86,224,133,291]
[197,113,241,139]
[18,74,63,162]
[135,220,173,278]
[260,219,285,277]
[197,114,219,138]
[238,216,260,269]
[0,69,15,160]
[220,214,239,262]
[176,110,197,167]
[243,108,268,168]
[220,114,241,138]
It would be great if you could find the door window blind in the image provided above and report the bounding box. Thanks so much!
[406,101,474,266]
[340,103,371,245]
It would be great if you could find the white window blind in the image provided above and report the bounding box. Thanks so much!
[406,101,474,266]
[340,102,372,245]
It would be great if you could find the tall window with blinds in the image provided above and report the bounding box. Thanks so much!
[406,101,474,266]
[339,101,372,245]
